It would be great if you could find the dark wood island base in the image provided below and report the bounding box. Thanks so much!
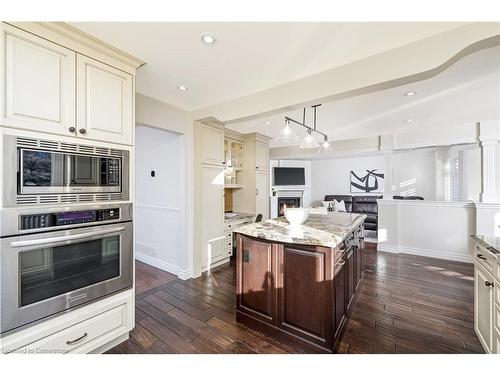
[235,222,365,353]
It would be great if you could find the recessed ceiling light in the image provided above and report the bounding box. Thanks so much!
[404,91,417,97]
[264,121,270,125]
[177,85,188,91]
[201,33,216,46]
[404,119,413,124]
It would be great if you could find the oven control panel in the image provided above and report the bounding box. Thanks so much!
[21,208,119,230]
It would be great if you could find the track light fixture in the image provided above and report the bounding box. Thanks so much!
[276,104,331,151]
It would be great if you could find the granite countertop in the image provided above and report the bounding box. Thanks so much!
[471,235,500,256]
[233,212,366,248]
[224,212,255,222]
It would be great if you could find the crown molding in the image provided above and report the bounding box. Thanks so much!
[5,22,145,74]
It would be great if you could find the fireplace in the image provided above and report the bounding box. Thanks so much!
[278,197,301,217]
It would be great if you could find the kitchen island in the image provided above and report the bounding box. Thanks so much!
[233,213,366,353]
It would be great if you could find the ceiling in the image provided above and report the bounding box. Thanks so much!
[70,22,466,110]
[226,45,500,147]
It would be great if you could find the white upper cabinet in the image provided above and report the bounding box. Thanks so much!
[77,55,133,145]
[1,24,76,135]
[200,124,225,166]
[255,141,269,171]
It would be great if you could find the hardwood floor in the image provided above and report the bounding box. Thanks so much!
[106,248,483,354]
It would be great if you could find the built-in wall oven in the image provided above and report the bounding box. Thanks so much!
[0,203,133,334]
[2,135,129,206]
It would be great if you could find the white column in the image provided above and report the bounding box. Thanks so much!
[479,139,498,203]
[382,150,393,199]
[380,134,395,200]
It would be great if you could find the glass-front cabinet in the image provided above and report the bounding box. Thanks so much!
[224,138,244,187]
[224,139,243,170]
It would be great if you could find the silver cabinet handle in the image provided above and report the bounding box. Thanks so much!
[11,226,125,248]
[66,332,88,345]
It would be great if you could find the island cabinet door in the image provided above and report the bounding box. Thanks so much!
[346,247,355,310]
[276,244,335,349]
[236,236,277,324]
[355,245,363,289]
[334,255,347,337]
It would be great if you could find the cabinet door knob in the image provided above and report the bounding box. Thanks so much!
[79,128,87,134]
[255,166,259,169]
[485,281,494,287]
[68,127,76,133]
[477,254,487,260]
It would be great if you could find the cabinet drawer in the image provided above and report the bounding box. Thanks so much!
[18,303,127,354]
[475,245,495,275]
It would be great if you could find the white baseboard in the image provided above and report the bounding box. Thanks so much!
[377,244,473,263]
[135,252,193,279]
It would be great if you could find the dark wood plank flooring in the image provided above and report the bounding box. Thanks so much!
[106,247,483,354]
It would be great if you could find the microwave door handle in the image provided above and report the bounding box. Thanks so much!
[10,226,126,248]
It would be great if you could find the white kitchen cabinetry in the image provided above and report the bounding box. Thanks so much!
[201,164,225,267]
[233,133,271,220]
[475,262,494,352]
[194,120,227,274]
[200,123,225,166]
[473,241,499,354]
[1,24,76,135]
[255,141,269,171]
[1,22,139,146]
[255,170,269,219]
[0,289,133,354]
[77,55,134,145]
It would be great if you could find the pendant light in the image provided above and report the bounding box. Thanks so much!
[299,128,320,149]
[276,119,299,144]
[317,135,331,153]
[275,104,330,150]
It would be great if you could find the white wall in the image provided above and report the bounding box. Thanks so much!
[378,200,476,263]
[310,147,481,203]
[270,159,312,208]
[310,155,384,202]
[135,93,194,279]
[135,125,186,275]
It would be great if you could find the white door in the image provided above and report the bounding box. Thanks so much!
[77,55,133,145]
[475,264,494,353]
[255,171,269,220]
[255,141,269,171]
[200,125,225,166]
[1,24,76,136]
[201,165,225,268]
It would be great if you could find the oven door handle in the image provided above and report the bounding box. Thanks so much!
[10,226,126,248]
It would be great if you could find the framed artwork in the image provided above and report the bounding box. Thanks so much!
[350,169,384,193]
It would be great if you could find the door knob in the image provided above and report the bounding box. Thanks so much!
[485,281,494,287]
[68,127,76,133]
[79,128,87,134]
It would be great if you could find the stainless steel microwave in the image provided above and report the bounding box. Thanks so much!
[2,135,129,205]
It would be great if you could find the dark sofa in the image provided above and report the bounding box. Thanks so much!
[324,195,382,231]
[324,195,424,231]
